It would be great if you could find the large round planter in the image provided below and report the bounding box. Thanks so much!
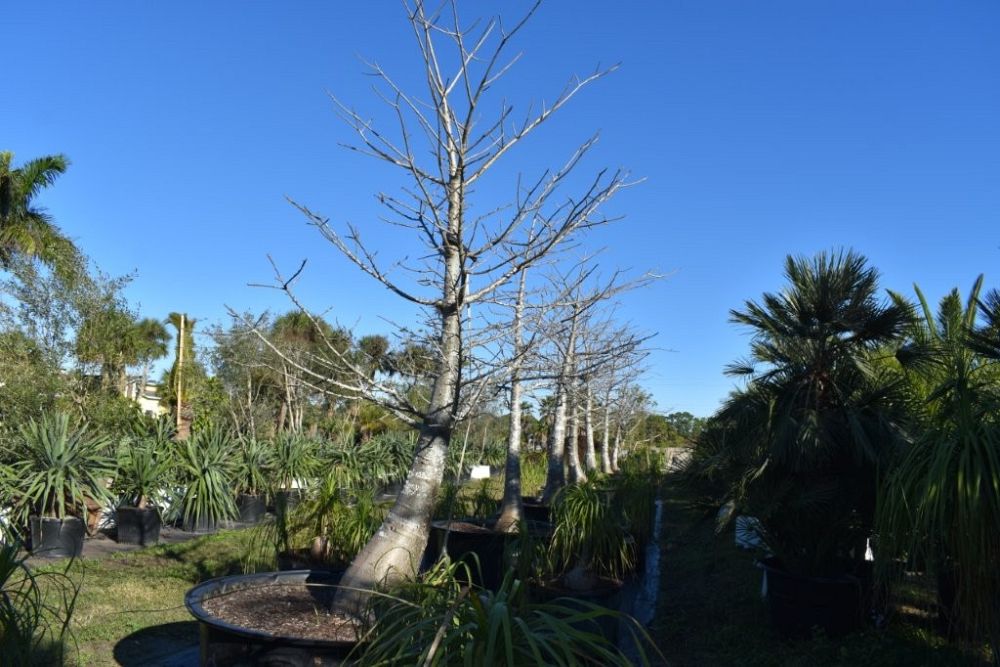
[236,494,267,524]
[185,569,357,666]
[760,557,866,638]
[116,506,161,546]
[430,520,513,592]
[29,516,85,558]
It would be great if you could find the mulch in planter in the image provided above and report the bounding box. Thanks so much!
[201,583,359,643]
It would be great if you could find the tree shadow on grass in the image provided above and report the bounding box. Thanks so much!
[152,532,249,583]
[113,621,199,666]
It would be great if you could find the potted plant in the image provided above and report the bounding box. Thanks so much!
[270,432,318,518]
[877,278,1000,649]
[713,251,910,637]
[355,560,658,665]
[114,436,173,545]
[174,423,238,532]
[543,479,636,599]
[234,437,272,524]
[3,412,115,558]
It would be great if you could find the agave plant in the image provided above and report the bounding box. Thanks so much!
[173,423,238,528]
[353,560,658,665]
[3,412,115,523]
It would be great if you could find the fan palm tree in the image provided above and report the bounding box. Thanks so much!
[0,151,79,280]
[721,250,911,576]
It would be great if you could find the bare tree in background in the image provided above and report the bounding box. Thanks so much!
[252,1,629,608]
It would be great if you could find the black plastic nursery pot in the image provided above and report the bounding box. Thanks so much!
[272,488,304,517]
[760,557,867,638]
[430,519,514,592]
[116,506,161,546]
[236,494,267,524]
[185,569,357,667]
[29,516,85,558]
[520,497,550,523]
[183,515,220,534]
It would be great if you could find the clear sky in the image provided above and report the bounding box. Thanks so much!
[4,1,998,417]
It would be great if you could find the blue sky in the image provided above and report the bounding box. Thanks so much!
[4,1,999,417]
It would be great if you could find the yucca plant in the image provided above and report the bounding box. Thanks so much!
[4,412,114,523]
[173,423,238,529]
[234,437,273,497]
[353,560,657,666]
[114,437,173,510]
[271,432,319,491]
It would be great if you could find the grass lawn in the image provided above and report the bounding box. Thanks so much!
[35,529,252,666]
[652,478,988,666]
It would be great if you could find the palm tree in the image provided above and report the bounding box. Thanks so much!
[0,151,79,279]
[166,313,197,439]
[878,277,1000,648]
[721,250,911,576]
[134,318,170,394]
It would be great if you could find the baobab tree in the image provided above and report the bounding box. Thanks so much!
[537,265,653,500]
[253,1,629,608]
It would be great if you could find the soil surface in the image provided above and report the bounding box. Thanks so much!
[201,584,359,643]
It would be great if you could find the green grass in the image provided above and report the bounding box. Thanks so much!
[653,479,987,666]
[34,530,251,666]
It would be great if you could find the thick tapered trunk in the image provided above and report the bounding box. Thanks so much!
[496,271,528,532]
[541,383,568,502]
[334,171,464,612]
[583,385,597,472]
[611,423,622,472]
[599,403,613,473]
[566,392,586,484]
[495,378,523,532]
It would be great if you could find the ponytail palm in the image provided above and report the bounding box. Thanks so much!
[721,250,910,576]
[878,277,1000,647]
